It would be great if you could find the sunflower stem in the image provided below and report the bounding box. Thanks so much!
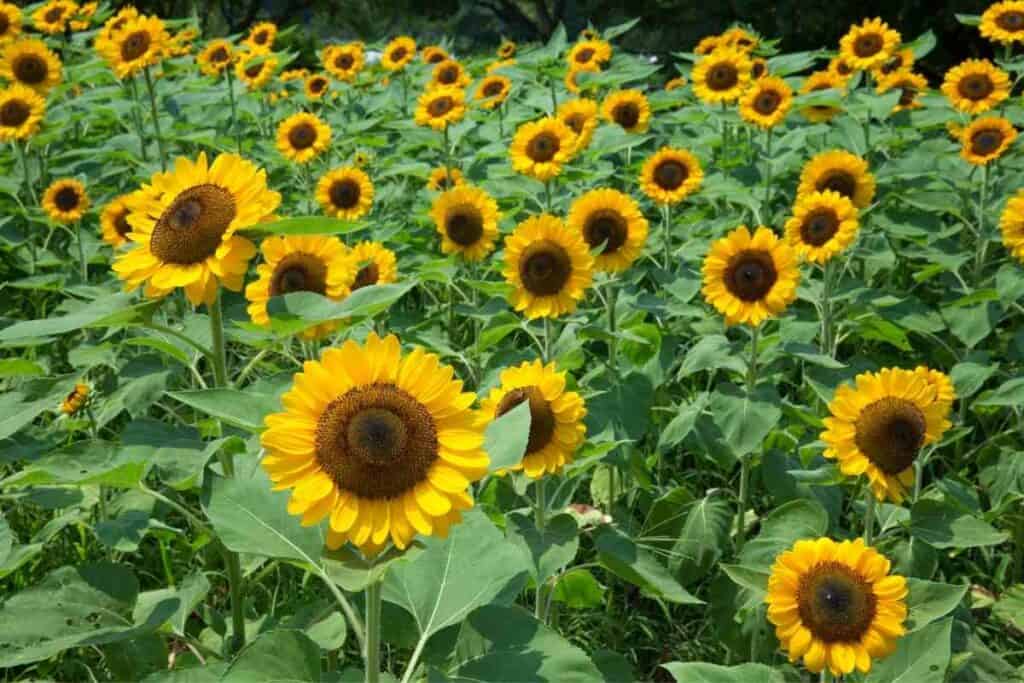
[863,489,876,546]
[75,223,88,282]
[364,578,383,683]
[735,325,760,552]
[142,67,167,172]
[661,203,672,271]
[548,76,558,114]
[972,163,991,288]
[497,101,505,137]
[542,316,553,363]
[225,67,242,153]
[820,261,836,357]
[544,180,553,213]
[534,479,548,621]
[208,291,230,399]
[126,79,151,162]
[761,127,774,210]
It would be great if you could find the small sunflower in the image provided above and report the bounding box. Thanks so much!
[236,52,277,90]
[692,47,752,104]
[568,39,612,71]
[414,86,466,130]
[430,58,470,89]
[701,225,799,327]
[304,73,330,99]
[100,193,136,247]
[42,179,90,224]
[0,83,44,141]
[640,147,704,205]
[244,21,277,54]
[568,189,648,273]
[165,26,197,57]
[480,360,587,478]
[504,214,594,320]
[580,28,599,41]
[872,48,914,79]
[487,58,515,73]
[431,185,500,261]
[940,59,1010,115]
[557,98,599,153]
[0,2,22,44]
[564,68,584,94]
[497,39,516,59]
[474,74,511,110]
[353,151,370,167]
[827,56,856,81]
[694,35,721,55]
[720,27,759,52]
[197,40,233,76]
[982,1,1024,43]
[349,241,398,290]
[876,71,927,112]
[784,191,859,264]
[112,152,279,306]
[277,112,332,164]
[740,75,793,129]
[323,43,363,82]
[245,235,356,340]
[665,76,686,91]
[751,57,769,79]
[261,333,488,555]
[0,39,62,93]
[798,150,876,209]
[822,367,951,503]
[426,166,464,191]
[601,89,651,133]
[60,383,90,415]
[421,45,448,64]
[1000,188,1024,263]
[69,1,96,31]
[766,537,908,677]
[32,0,76,35]
[382,36,416,71]
[510,117,575,181]
[839,18,901,71]
[960,116,1017,165]
[98,14,169,80]
[316,167,374,220]
[914,366,956,419]
[799,70,846,123]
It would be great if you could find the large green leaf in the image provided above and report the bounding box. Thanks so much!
[864,617,952,682]
[662,662,785,683]
[740,498,829,568]
[0,392,57,441]
[993,584,1024,631]
[505,512,579,584]
[483,400,531,473]
[910,499,1009,549]
[266,282,417,325]
[132,572,211,637]
[669,494,732,585]
[710,382,782,457]
[0,293,155,342]
[905,578,967,631]
[221,630,322,682]
[169,388,281,432]
[592,526,703,605]
[2,441,150,489]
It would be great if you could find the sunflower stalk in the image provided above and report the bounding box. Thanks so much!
[126,79,151,162]
[75,223,88,282]
[364,577,383,683]
[863,489,876,545]
[735,325,760,552]
[225,68,242,153]
[142,67,168,172]
[972,163,991,287]
[605,280,618,374]
[820,260,836,357]
[762,128,774,209]
[661,204,673,270]
[534,479,549,622]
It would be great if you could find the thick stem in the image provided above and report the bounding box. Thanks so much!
[606,282,618,374]
[143,67,167,171]
[762,128,773,209]
[75,223,88,282]
[225,68,241,153]
[973,164,991,286]
[542,316,553,363]
[662,204,672,270]
[548,77,558,114]
[127,79,151,162]
[497,102,505,137]
[208,291,230,389]
[364,579,382,683]
[820,261,835,357]
[534,480,548,621]
[863,489,876,545]
[736,326,761,551]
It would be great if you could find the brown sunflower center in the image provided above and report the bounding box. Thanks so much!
[752,60,766,78]
[708,62,739,91]
[880,55,904,75]
[390,46,408,62]
[575,47,595,64]
[254,30,268,45]
[150,184,237,265]
[816,170,857,200]
[270,253,328,296]
[724,249,777,302]
[753,89,783,115]
[54,186,80,212]
[898,84,918,107]
[0,98,30,127]
[612,102,640,129]
[997,10,1024,30]
[854,397,926,474]
[352,262,379,289]
[0,13,10,35]
[800,208,840,246]
[44,7,65,23]
[314,383,438,499]
[482,80,505,97]
[335,53,354,70]
[583,210,628,254]
[120,30,151,61]
[13,55,48,85]
[853,32,884,58]
[288,122,318,150]
[329,178,360,209]
[426,51,445,64]
[445,206,484,246]
[495,386,556,454]
[428,95,454,117]
[519,239,572,296]
[654,159,687,190]
[958,73,995,101]
[438,65,459,84]
[797,562,877,643]
[211,46,229,63]
[309,77,327,94]
[527,131,560,162]
[113,209,132,237]
[835,60,853,76]
[245,62,262,78]
[563,112,586,134]
[971,127,1005,156]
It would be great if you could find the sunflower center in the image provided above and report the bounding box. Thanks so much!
[708,63,739,91]
[853,32,884,58]
[997,11,1024,30]
[613,102,640,129]
[855,397,926,474]
[971,128,1004,155]
[0,14,9,35]
[336,53,354,70]
[288,122,318,150]
[0,99,30,127]
[438,65,458,84]
[563,112,586,134]
[150,184,237,265]
[44,7,65,23]
[211,46,229,63]
[527,132,560,162]
[245,62,262,78]
[427,51,445,64]
[483,80,505,97]
[120,30,152,61]
[583,210,628,254]
[390,46,408,62]
[13,55,47,85]
[352,262,379,289]
[958,74,994,101]
[835,60,853,75]
[428,95,454,117]
[797,562,877,643]
[654,160,687,190]
[754,89,782,115]
[314,383,438,499]
[816,170,857,200]
[752,61,766,78]
[881,55,903,75]
[495,386,556,454]
[724,249,777,302]
[898,84,918,107]
[270,253,328,296]
[254,30,268,45]
[801,208,840,246]
[329,179,360,209]
[575,47,595,64]
[309,78,327,94]
[54,187,80,212]
[113,209,132,237]
[446,207,484,246]
[520,239,572,296]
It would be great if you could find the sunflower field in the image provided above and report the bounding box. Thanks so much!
[4,0,1024,681]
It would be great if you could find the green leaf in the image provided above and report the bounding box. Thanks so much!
[910,499,1009,549]
[169,388,280,431]
[976,377,1024,407]
[132,572,211,637]
[0,393,53,441]
[740,499,829,568]
[221,630,322,682]
[864,617,952,683]
[592,526,703,605]
[993,584,1024,630]
[669,494,732,585]
[505,513,579,584]
[2,441,150,489]
[905,578,967,631]
[266,282,416,325]
[483,400,531,473]
[658,395,708,450]
[905,30,936,60]
[0,511,11,566]
[720,564,771,598]
[662,662,785,682]
[710,383,782,457]
[241,216,363,235]
[551,569,605,609]
[0,293,156,342]
[602,17,641,40]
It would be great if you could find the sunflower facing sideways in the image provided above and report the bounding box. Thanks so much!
[480,360,587,478]
[304,73,330,99]
[60,382,90,415]
[692,47,752,104]
[568,188,649,273]
[474,74,511,110]
[32,0,76,35]
[504,214,594,319]
[784,190,859,264]
[799,71,846,124]
[97,14,169,80]
[914,366,956,418]
[838,17,901,71]
[261,333,488,555]
[197,39,233,76]
[798,150,876,210]
[236,52,277,91]
[113,152,280,306]
[244,21,277,53]
[766,537,908,677]
[0,83,45,141]
[99,194,136,247]
[0,39,62,94]
[510,117,575,181]
[42,179,90,224]
[701,225,799,327]
[821,367,952,503]
[940,59,1010,115]
[601,89,651,133]
[430,58,470,89]
[497,39,516,59]
[277,112,331,164]
[414,86,466,130]
[568,39,612,72]
[557,98,599,154]
[876,71,927,112]
[960,116,1017,165]
[1000,188,1024,263]
[426,166,464,191]
[316,167,375,221]
[349,241,398,290]
[981,1,1024,43]
[0,2,22,44]
[421,45,448,64]
[382,35,416,71]
[431,185,500,261]
[639,147,704,205]
[740,76,793,129]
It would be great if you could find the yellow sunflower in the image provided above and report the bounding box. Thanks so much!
[982,1,1024,43]
[382,36,416,71]
[0,39,62,93]
[69,1,96,31]
[197,40,233,76]
[580,28,598,41]
[349,241,398,290]
[800,70,846,123]
[244,21,277,54]
[639,147,704,205]
[245,235,356,340]
[601,89,651,133]
[694,35,721,55]
[97,15,169,80]
[0,2,22,44]
[480,360,587,478]
[112,152,279,306]
[414,86,466,130]
[323,43,364,82]
[827,56,857,81]
[839,18,901,71]
[431,185,500,261]
[740,75,793,129]
[421,45,448,64]
[316,167,375,220]
[430,58,470,89]
[510,117,575,181]
[665,76,686,91]
[798,150,876,209]
[751,57,769,79]
[784,191,859,264]
[872,48,915,79]
[557,98,599,154]
[720,27,759,52]
[567,39,612,71]
[277,112,332,164]
[876,71,927,112]
[701,225,799,327]
[941,59,1010,115]
[567,188,649,273]
[60,382,90,415]
[100,193,136,247]
[1000,188,1024,263]
[960,116,1017,165]
[474,74,511,110]
[32,0,76,35]
[261,333,488,555]
[564,68,587,95]
[304,73,330,99]
[165,26,197,57]
[692,47,752,104]
[236,52,277,90]
[280,67,309,83]
[497,39,516,59]
[914,366,956,419]
[766,537,908,676]
[426,166,464,191]
[503,214,594,319]
[43,178,89,224]
[822,367,951,503]
[0,83,45,141]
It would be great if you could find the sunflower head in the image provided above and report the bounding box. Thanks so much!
[640,147,704,205]
[497,39,516,59]
[32,0,76,35]
[556,98,599,154]
[941,59,1010,115]
[430,58,470,89]
[913,366,955,418]
[43,178,90,224]
[60,382,90,415]
[0,39,62,93]
[421,45,448,64]
[353,151,370,167]
[280,67,310,83]
[876,71,927,112]
[1000,188,1024,263]
[694,35,721,55]
[236,52,277,90]
[720,27,759,52]
[701,225,800,327]
[197,39,233,76]
[165,26,197,57]
[100,193,137,247]
[305,73,330,99]
[798,150,876,209]
[827,56,856,80]
[0,3,22,44]
[510,117,575,181]
[414,86,466,130]
[382,36,416,71]
[872,48,914,79]
[785,190,859,264]
[349,241,398,290]
[431,185,500,261]
[504,214,594,319]
[474,74,511,110]
[426,166,464,191]
[981,1,1024,43]
[961,115,1017,165]
[323,44,364,82]
[568,188,648,273]
[740,75,793,129]
[799,70,846,123]
[277,112,332,164]
[98,14,169,80]
[839,17,901,71]
[316,167,375,220]
[0,82,44,141]
[601,89,651,133]
[568,39,612,71]
[665,76,686,91]
[692,47,752,104]
[243,21,276,54]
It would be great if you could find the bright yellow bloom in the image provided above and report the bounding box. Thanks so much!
[100,193,136,247]
[381,36,416,71]
[0,83,44,141]
[981,1,1024,43]
[0,39,62,94]
[567,188,648,272]
[236,52,277,90]
[277,112,332,164]
[43,178,90,224]
[557,98,599,154]
[414,86,466,130]
[838,17,901,71]
[692,47,752,104]
[941,59,1010,114]
[1000,188,1024,263]
[197,40,233,76]
[740,75,793,128]
[474,75,511,110]
[639,147,704,205]
[244,21,277,54]
[431,185,500,261]
[323,43,364,82]
[0,2,22,44]
[800,70,846,123]
[32,0,76,35]
[784,190,859,264]
[601,89,651,133]
[504,214,593,319]
[60,383,89,415]
[304,73,330,99]
[510,117,575,181]
[960,116,1017,165]
[567,39,611,71]
[97,14,169,79]
[426,166,464,191]
[430,58,470,89]
[316,167,374,220]
[348,241,398,290]
[876,71,927,111]
[798,150,876,209]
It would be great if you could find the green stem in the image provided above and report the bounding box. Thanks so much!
[736,325,760,552]
[761,128,773,210]
[225,68,241,153]
[863,489,876,545]
[364,579,382,683]
[75,223,88,282]
[544,180,553,213]
[1014,512,1024,582]
[497,102,505,137]
[548,76,558,114]
[208,291,230,390]
[973,164,991,287]
[143,67,167,171]
[662,204,672,271]
[534,480,548,621]
[606,282,618,374]
[127,79,151,162]
[820,261,835,357]
[542,316,553,363]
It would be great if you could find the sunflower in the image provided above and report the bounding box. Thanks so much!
[784,191,859,264]
[827,56,856,81]
[876,71,927,112]
[564,68,584,94]
[426,166,464,191]
[99,193,137,247]
[0,83,44,141]
[280,67,309,83]
[692,47,752,104]
[353,151,370,167]
[474,74,511,110]
[751,58,769,80]
[961,116,1017,165]
[244,21,277,54]
[799,71,846,123]
[740,75,793,129]
[766,537,908,676]
[497,39,516,59]
[421,45,448,64]
[1001,188,1024,262]
[305,73,330,99]
[504,214,594,319]
[414,86,466,130]
[822,367,951,503]
[96,4,137,43]
[665,76,686,91]
[872,48,914,79]
[701,225,799,327]
[838,18,901,71]
[431,185,500,261]
[982,1,1024,43]
[580,28,599,41]
[60,382,90,415]
[42,179,89,224]
[112,152,279,306]
[940,59,1010,115]
[32,0,76,35]
[261,333,488,555]
[487,58,515,73]
[0,2,22,44]
[97,15,169,80]
[382,36,416,71]
[197,39,233,76]
[245,235,356,340]
[316,167,374,220]
[568,189,648,273]
[720,27,759,52]
[510,117,575,181]
[601,90,651,134]
[914,366,955,418]
[68,1,95,31]
[323,43,363,82]
[568,40,612,71]
[166,26,197,57]
[277,112,331,164]
[430,58,470,89]
[236,52,277,91]
[0,39,62,93]
[480,360,587,478]
[349,241,398,290]
[640,147,704,205]
[798,150,876,209]
[694,35,721,55]
[557,98,599,154]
